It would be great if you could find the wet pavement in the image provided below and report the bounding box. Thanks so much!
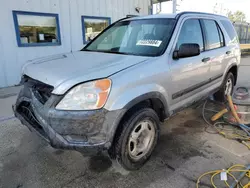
[0,58,250,188]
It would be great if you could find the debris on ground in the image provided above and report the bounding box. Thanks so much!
[198,90,250,187]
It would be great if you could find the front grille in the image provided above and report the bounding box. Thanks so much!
[17,101,48,140]
[22,75,54,104]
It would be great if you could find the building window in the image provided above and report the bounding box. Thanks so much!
[82,16,111,44]
[12,11,61,47]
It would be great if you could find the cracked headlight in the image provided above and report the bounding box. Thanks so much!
[56,79,111,110]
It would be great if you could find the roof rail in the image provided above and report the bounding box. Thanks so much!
[126,14,139,18]
[175,11,227,19]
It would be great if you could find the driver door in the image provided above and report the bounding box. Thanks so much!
[169,18,210,110]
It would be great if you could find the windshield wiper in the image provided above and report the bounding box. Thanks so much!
[81,49,137,56]
[80,48,91,51]
[110,51,134,55]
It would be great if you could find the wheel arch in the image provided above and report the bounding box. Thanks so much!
[227,64,238,85]
[224,62,238,85]
[123,91,170,120]
[108,92,169,157]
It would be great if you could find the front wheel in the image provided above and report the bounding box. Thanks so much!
[113,108,160,170]
[214,72,235,102]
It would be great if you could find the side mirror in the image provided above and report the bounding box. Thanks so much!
[173,43,200,59]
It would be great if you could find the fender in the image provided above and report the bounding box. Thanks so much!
[105,84,170,118]
[123,91,170,117]
[223,62,238,83]
[105,91,171,146]
[224,62,237,75]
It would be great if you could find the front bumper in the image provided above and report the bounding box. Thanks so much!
[14,85,124,155]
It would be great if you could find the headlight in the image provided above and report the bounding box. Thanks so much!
[56,79,111,110]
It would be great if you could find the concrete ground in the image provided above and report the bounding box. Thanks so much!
[0,58,250,188]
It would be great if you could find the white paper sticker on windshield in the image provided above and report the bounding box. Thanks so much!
[136,40,162,47]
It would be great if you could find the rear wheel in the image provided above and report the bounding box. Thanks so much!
[214,72,235,102]
[113,108,160,170]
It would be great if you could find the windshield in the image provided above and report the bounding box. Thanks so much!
[83,18,176,56]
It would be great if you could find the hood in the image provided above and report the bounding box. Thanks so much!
[23,51,150,95]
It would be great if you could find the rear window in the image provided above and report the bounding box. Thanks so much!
[221,20,239,43]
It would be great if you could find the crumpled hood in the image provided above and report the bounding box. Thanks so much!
[23,51,149,94]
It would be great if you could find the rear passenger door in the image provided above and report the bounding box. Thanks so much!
[201,19,227,84]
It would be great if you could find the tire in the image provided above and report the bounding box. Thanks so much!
[113,108,160,170]
[214,72,235,102]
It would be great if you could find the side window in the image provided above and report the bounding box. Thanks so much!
[217,25,225,47]
[221,20,239,44]
[203,20,222,50]
[177,19,204,51]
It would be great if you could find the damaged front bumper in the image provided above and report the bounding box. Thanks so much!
[14,81,124,155]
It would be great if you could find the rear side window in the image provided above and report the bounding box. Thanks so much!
[221,20,239,43]
[218,26,225,46]
[203,19,224,50]
[177,19,204,51]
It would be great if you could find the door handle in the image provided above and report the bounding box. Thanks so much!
[226,51,231,55]
[202,57,210,63]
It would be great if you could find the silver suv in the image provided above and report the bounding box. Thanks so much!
[14,12,240,170]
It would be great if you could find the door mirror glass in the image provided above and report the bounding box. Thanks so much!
[173,43,200,59]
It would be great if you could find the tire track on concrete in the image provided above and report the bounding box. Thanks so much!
[0,93,18,99]
[0,115,15,123]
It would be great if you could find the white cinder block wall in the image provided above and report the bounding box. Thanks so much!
[0,0,150,88]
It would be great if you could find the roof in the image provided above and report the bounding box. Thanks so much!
[126,13,177,21]
[126,11,228,21]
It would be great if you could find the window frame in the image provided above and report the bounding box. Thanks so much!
[200,19,225,51]
[81,15,111,44]
[12,10,61,47]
